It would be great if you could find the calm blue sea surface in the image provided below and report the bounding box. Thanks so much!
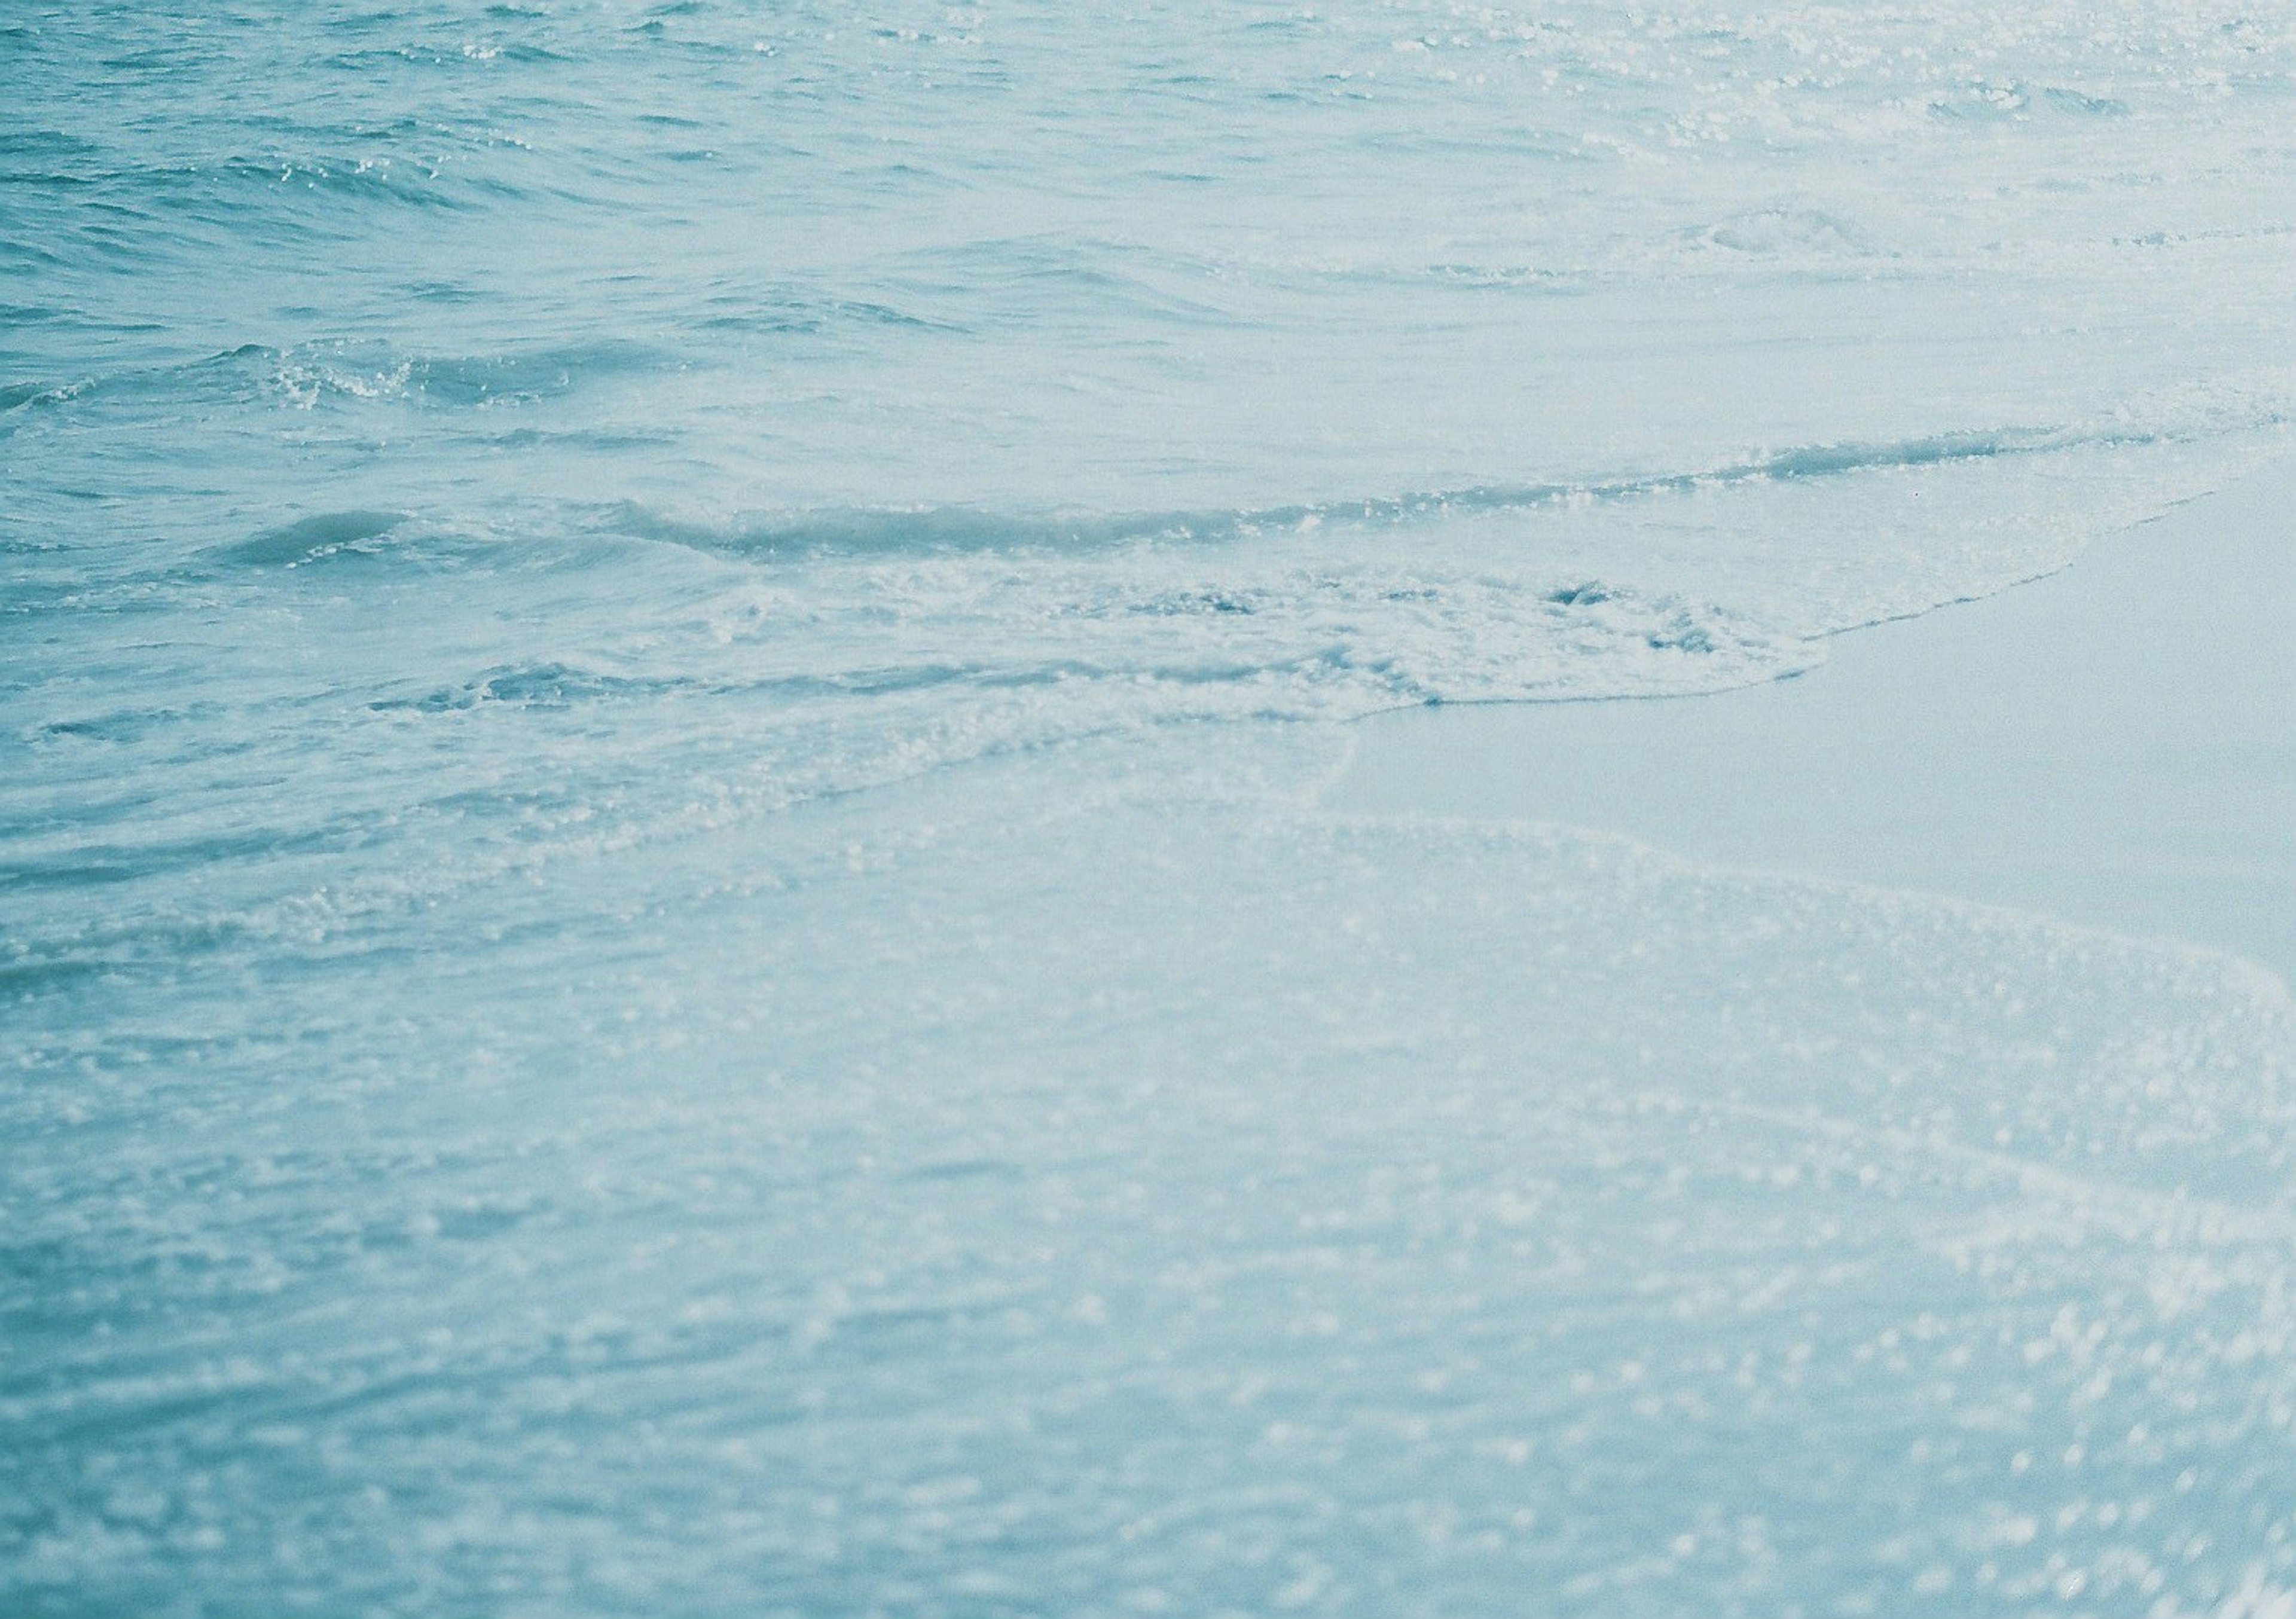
[7,4,2296,1615]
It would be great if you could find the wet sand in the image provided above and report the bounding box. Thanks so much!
[1331,455,2296,982]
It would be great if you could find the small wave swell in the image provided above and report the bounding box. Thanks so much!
[215,511,412,568]
[608,422,2129,566]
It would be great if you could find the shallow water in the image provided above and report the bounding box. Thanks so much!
[8,3,2296,1614]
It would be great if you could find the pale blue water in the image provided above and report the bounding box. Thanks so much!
[7,4,2296,1615]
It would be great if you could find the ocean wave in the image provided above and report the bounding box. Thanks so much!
[0,337,686,444]
[367,662,698,713]
[213,510,413,568]
[606,422,2145,566]
[1683,206,1888,261]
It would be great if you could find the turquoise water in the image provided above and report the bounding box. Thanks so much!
[7,4,2296,1614]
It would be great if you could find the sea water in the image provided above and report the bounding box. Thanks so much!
[6,3,2295,1614]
